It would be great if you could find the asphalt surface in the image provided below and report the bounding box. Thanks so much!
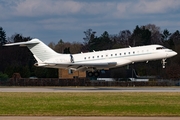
[1,87,180,120]
[0,87,180,92]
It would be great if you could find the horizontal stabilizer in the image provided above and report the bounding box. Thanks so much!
[4,39,39,46]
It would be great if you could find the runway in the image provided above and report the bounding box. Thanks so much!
[0,86,180,92]
[1,87,180,120]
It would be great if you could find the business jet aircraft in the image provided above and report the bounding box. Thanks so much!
[5,38,177,77]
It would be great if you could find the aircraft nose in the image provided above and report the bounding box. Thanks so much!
[173,51,178,56]
[168,51,177,57]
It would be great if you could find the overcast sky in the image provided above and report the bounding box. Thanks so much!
[1,0,180,44]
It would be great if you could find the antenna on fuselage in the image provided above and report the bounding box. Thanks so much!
[70,54,74,63]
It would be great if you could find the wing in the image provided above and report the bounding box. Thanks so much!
[44,58,132,71]
[44,62,117,70]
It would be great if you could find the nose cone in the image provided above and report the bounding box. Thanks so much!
[173,51,177,56]
[168,51,177,57]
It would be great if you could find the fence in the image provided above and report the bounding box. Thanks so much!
[0,78,180,86]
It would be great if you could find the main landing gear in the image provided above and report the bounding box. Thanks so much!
[87,71,100,77]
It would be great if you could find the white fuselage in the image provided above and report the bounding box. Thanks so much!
[4,39,177,71]
[45,45,177,70]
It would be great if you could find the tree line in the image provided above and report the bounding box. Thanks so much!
[0,24,180,79]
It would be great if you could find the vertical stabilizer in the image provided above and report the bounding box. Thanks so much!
[4,38,60,62]
[26,39,59,61]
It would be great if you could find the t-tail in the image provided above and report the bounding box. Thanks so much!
[4,38,60,65]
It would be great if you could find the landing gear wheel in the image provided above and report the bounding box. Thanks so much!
[94,71,100,77]
[87,72,93,77]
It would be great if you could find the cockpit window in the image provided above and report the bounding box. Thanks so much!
[156,47,165,50]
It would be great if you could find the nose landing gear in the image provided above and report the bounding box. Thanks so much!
[162,58,167,68]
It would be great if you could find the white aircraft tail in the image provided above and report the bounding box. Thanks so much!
[4,38,59,62]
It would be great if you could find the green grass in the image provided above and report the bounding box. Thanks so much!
[0,92,180,116]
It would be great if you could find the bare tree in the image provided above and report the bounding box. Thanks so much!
[143,24,162,44]
[83,29,96,45]
[48,42,56,50]
[118,30,131,47]
[70,42,82,54]
[54,39,65,53]
[110,30,131,48]
[162,29,171,41]
[83,29,96,51]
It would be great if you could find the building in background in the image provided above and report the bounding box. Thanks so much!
[58,69,86,79]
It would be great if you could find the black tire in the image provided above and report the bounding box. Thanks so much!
[87,72,93,77]
[94,71,100,77]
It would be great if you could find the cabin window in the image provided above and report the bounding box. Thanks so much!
[97,56,99,58]
[84,57,86,59]
[92,56,94,58]
[124,53,126,55]
[133,51,135,54]
[101,55,103,57]
[88,57,90,59]
[111,54,113,56]
[106,55,108,57]
[128,52,130,54]
[119,53,121,55]
[115,54,117,56]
